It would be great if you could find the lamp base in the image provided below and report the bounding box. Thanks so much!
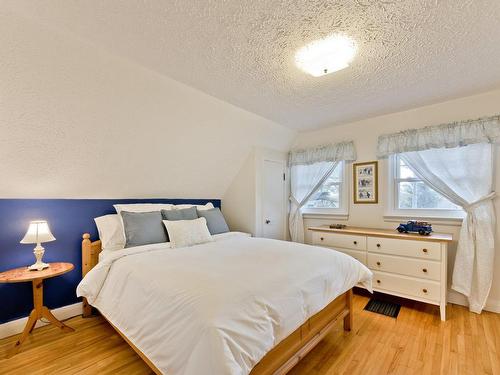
[29,244,49,271]
[28,262,50,271]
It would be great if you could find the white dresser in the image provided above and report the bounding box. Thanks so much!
[309,226,453,320]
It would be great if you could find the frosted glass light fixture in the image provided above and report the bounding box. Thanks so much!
[295,34,357,77]
[20,220,56,271]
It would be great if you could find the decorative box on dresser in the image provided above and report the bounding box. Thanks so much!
[309,226,453,321]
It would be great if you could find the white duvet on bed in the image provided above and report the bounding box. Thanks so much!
[77,233,372,375]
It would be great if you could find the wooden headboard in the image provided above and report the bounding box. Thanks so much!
[81,233,103,317]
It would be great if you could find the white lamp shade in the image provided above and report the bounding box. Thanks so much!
[20,220,56,244]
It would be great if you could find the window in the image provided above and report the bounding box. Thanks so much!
[303,161,347,215]
[389,155,463,217]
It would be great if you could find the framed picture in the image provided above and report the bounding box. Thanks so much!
[353,161,378,204]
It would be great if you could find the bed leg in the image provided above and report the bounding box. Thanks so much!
[82,298,92,318]
[343,289,353,331]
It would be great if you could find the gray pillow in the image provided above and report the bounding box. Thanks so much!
[196,207,229,235]
[120,211,168,248]
[161,207,198,221]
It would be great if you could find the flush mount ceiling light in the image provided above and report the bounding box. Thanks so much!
[295,34,357,77]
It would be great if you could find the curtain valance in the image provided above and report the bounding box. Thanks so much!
[289,141,356,166]
[377,115,500,158]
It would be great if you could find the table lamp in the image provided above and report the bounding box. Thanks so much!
[20,220,56,271]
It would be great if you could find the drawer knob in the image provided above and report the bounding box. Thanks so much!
[376,261,381,266]
[376,243,381,248]
[376,279,381,284]
[353,241,357,245]
[320,237,324,241]
[422,248,428,253]
[422,288,428,293]
[422,268,428,273]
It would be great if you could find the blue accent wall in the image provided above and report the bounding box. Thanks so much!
[0,198,221,324]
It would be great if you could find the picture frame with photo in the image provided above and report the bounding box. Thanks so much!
[353,161,378,204]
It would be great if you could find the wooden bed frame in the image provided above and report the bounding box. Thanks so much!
[81,233,353,375]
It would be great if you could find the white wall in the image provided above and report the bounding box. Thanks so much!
[0,8,296,203]
[222,151,258,234]
[293,89,500,312]
[223,147,288,237]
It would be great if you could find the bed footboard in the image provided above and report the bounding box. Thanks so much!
[250,289,353,375]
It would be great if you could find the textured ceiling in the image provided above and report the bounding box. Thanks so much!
[6,0,500,131]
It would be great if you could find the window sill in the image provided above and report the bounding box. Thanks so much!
[383,213,463,227]
[303,212,349,221]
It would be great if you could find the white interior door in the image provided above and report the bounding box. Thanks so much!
[262,159,286,240]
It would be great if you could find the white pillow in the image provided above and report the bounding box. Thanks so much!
[163,217,213,248]
[94,214,126,251]
[114,203,174,213]
[173,202,214,210]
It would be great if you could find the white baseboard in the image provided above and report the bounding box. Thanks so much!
[447,290,500,314]
[0,302,82,339]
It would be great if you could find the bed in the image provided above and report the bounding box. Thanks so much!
[78,232,372,375]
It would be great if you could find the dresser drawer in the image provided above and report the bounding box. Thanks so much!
[368,253,440,281]
[367,237,441,260]
[337,248,367,266]
[372,271,440,302]
[312,232,366,251]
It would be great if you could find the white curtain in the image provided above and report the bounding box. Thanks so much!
[289,141,356,243]
[400,143,495,313]
[289,161,338,242]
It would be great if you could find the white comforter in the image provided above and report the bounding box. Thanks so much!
[77,233,372,375]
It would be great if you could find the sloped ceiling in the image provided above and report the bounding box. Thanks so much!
[6,0,500,131]
[0,8,295,199]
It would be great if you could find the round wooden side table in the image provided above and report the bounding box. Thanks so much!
[0,262,75,357]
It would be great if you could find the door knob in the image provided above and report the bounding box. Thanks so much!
[265,219,271,224]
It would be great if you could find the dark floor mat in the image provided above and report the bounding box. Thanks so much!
[364,298,401,318]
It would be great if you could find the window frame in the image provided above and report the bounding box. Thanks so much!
[387,154,464,219]
[301,161,349,217]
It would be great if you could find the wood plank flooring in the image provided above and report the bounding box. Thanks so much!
[1,293,499,374]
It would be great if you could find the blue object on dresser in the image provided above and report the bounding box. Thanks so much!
[396,220,433,235]
[0,198,221,324]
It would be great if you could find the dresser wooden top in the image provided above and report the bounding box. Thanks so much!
[308,226,453,242]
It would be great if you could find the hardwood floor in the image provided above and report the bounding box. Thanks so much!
[1,293,499,374]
